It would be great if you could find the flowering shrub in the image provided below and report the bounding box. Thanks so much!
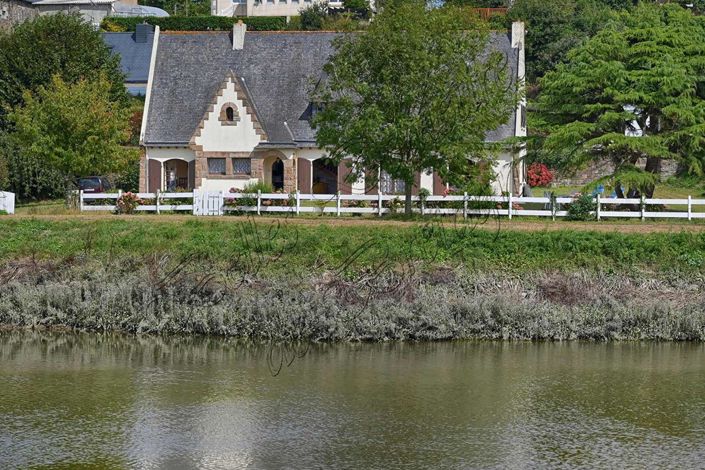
[115,192,142,214]
[527,163,554,187]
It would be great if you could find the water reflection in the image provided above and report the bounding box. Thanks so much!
[1,332,704,468]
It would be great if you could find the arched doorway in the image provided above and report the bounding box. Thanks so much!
[271,158,284,191]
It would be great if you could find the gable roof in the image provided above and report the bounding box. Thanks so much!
[144,31,519,147]
[103,30,155,84]
[189,71,268,147]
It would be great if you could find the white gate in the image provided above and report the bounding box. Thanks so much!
[0,191,15,215]
[193,190,224,216]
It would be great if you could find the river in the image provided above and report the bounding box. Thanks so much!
[1,332,704,469]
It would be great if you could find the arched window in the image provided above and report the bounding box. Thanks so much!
[219,103,240,125]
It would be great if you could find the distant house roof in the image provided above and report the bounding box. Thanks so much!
[144,31,519,147]
[112,3,169,17]
[103,27,155,84]
[22,0,115,4]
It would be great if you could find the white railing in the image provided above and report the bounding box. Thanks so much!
[77,190,705,220]
[79,190,194,214]
[0,191,15,215]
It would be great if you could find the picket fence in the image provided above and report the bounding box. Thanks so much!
[78,190,705,221]
[0,191,15,215]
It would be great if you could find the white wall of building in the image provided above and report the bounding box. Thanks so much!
[146,147,195,162]
[194,78,263,153]
[200,177,259,192]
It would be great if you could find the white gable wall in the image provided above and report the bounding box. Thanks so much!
[194,78,262,153]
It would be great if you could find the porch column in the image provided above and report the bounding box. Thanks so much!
[139,153,147,192]
[283,158,296,193]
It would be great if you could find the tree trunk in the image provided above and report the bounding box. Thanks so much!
[644,157,660,198]
[404,179,413,216]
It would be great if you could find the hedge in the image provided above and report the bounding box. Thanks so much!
[101,16,287,32]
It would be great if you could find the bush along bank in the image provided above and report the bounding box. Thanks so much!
[2,260,705,341]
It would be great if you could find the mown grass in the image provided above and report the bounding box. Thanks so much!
[1,217,705,274]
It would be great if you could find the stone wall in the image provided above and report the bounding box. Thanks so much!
[0,0,38,30]
[553,158,681,187]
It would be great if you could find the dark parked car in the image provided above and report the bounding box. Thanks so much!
[78,177,112,193]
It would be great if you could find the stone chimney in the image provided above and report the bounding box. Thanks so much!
[233,20,246,51]
[134,23,153,44]
[511,21,524,49]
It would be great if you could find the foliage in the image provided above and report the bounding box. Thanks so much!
[140,0,209,16]
[101,15,287,32]
[507,0,617,83]
[300,3,328,30]
[115,192,142,214]
[241,181,273,194]
[527,163,553,187]
[0,13,126,126]
[537,4,705,199]
[5,75,135,200]
[567,193,596,221]
[114,153,142,193]
[227,181,274,209]
[313,0,518,215]
[3,218,705,275]
[343,0,371,18]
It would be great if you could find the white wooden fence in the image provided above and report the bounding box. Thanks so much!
[0,191,15,215]
[77,190,705,220]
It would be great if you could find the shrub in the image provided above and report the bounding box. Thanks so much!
[101,16,287,32]
[115,191,142,214]
[527,162,553,187]
[225,181,274,209]
[566,193,596,221]
[300,3,327,30]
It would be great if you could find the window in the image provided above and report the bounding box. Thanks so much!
[380,171,405,195]
[520,104,527,130]
[219,103,240,124]
[208,158,226,175]
[232,158,251,175]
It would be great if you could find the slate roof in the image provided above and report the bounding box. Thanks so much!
[103,31,155,84]
[144,31,519,147]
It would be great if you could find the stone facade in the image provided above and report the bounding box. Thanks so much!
[283,158,296,194]
[553,158,681,187]
[0,0,38,30]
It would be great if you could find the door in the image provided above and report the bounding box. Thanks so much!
[272,159,284,191]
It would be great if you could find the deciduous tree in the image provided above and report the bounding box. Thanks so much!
[0,13,126,127]
[5,76,135,200]
[312,0,517,214]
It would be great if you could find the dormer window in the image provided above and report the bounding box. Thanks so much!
[219,102,240,125]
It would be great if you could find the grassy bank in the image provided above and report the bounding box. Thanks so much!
[2,217,705,341]
[2,217,705,274]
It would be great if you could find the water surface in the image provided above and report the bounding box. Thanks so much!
[1,332,704,469]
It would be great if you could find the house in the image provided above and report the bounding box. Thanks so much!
[0,0,116,29]
[0,0,162,30]
[103,23,157,96]
[139,22,526,196]
[212,0,368,18]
